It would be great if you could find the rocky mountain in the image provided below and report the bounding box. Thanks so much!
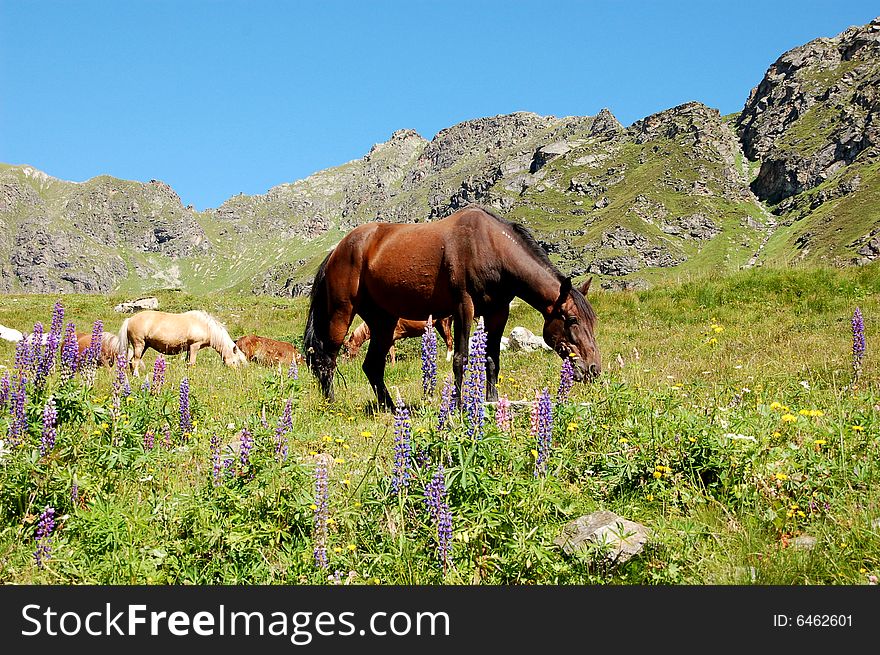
[2,15,878,295]
[736,16,880,265]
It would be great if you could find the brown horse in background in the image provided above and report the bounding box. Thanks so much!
[76,331,120,368]
[117,310,246,375]
[342,316,455,364]
[235,334,305,368]
[304,204,601,409]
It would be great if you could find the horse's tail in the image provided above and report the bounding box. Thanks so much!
[304,251,337,399]
[116,318,130,363]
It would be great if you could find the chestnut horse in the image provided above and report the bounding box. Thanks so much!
[341,316,455,364]
[76,331,120,368]
[304,204,601,409]
[235,334,305,368]
[117,310,246,375]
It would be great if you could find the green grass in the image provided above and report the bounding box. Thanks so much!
[1,265,878,585]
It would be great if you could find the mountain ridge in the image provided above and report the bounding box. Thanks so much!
[2,16,879,294]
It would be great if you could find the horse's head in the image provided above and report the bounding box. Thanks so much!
[542,277,601,382]
[225,343,248,367]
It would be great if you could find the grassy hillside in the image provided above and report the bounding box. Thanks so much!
[1,264,878,584]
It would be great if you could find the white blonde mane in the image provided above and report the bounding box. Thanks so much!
[184,310,236,356]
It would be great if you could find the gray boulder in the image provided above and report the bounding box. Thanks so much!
[508,326,552,353]
[114,297,160,313]
[555,510,652,565]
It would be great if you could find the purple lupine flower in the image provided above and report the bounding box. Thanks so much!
[178,376,192,436]
[60,322,79,383]
[852,307,866,381]
[274,398,293,461]
[210,432,222,486]
[116,354,131,398]
[531,388,554,477]
[162,425,173,449]
[462,318,487,439]
[70,482,79,507]
[0,371,9,413]
[424,465,453,574]
[34,506,56,569]
[313,462,329,569]
[415,446,430,468]
[151,355,166,394]
[287,357,298,380]
[557,357,575,404]
[238,427,253,472]
[421,315,438,397]
[29,323,46,386]
[42,301,64,377]
[391,394,413,494]
[437,374,456,431]
[13,337,29,374]
[40,397,57,457]
[9,375,28,447]
[495,395,511,432]
[143,430,155,451]
[78,319,104,386]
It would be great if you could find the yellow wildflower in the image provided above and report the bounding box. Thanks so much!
[775,472,789,481]
[769,402,783,410]
[333,547,342,554]
[851,425,865,432]
[360,430,372,438]
[334,457,345,464]
[530,449,539,459]
[653,471,662,479]
[347,544,356,552]
[309,504,317,510]
[813,439,827,447]
[781,414,797,423]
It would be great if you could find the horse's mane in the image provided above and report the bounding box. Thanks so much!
[185,310,235,353]
[469,204,562,280]
[466,204,597,322]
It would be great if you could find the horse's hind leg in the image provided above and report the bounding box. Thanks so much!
[361,313,397,410]
[130,340,147,376]
[317,308,354,402]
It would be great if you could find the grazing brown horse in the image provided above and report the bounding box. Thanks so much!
[235,334,305,368]
[76,331,121,368]
[342,316,455,364]
[117,310,246,375]
[304,204,601,409]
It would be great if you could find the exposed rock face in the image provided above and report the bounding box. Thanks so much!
[737,17,880,204]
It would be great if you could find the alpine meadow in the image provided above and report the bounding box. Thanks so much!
[1,13,879,587]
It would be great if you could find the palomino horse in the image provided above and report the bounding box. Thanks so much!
[304,204,600,409]
[117,310,246,375]
[235,334,305,368]
[341,316,455,364]
[76,331,120,368]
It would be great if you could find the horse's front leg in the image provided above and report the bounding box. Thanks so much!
[483,305,510,403]
[361,314,397,410]
[188,343,200,366]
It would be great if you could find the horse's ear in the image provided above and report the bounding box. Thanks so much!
[579,276,593,296]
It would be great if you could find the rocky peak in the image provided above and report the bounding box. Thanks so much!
[736,16,880,204]
[590,108,623,136]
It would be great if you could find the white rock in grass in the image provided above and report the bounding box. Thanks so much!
[555,510,652,565]
[791,535,817,551]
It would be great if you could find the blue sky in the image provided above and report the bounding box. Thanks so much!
[1,1,877,210]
